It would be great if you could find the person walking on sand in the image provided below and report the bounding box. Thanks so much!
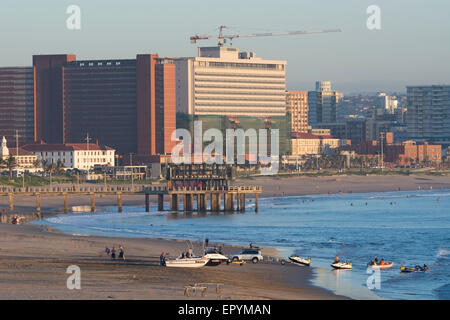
[105,247,111,256]
[118,245,125,261]
[111,247,116,259]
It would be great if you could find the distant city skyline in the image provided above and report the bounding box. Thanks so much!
[1,0,449,93]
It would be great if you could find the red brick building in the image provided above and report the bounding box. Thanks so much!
[385,141,441,165]
[1,54,176,158]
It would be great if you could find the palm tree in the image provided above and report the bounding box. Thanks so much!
[6,155,16,179]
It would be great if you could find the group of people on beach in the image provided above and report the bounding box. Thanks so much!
[105,245,125,261]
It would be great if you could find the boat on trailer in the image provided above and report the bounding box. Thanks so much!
[165,255,210,268]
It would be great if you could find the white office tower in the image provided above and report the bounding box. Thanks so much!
[376,93,398,115]
[175,46,287,117]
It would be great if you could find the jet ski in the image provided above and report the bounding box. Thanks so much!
[288,255,311,266]
[331,261,352,269]
[400,264,429,273]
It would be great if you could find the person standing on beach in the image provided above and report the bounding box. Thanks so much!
[118,245,125,261]
[105,247,111,256]
[160,252,166,266]
[111,247,116,259]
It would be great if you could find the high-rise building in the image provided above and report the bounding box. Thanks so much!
[33,54,77,144]
[0,54,176,157]
[0,67,36,146]
[406,85,450,145]
[286,91,310,133]
[308,81,342,128]
[175,46,291,155]
[175,46,287,117]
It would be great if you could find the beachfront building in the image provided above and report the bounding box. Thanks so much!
[175,46,286,117]
[0,137,37,168]
[0,54,176,157]
[0,67,36,146]
[174,46,291,155]
[406,85,450,146]
[22,142,115,170]
[286,91,310,133]
[290,132,345,156]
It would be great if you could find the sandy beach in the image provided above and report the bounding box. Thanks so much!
[1,174,449,300]
[0,224,344,300]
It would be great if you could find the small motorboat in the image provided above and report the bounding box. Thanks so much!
[331,261,352,269]
[400,264,429,273]
[368,261,394,269]
[289,255,311,266]
[164,254,210,268]
[204,249,229,266]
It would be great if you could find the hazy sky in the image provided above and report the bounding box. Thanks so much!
[1,0,449,93]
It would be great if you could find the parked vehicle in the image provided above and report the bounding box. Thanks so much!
[230,248,263,263]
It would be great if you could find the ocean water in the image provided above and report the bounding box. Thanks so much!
[33,189,450,300]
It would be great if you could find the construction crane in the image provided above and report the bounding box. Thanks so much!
[190,25,342,46]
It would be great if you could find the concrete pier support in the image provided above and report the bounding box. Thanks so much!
[90,193,95,212]
[36,193,41,214]
[224,193,233,211]
[145,192,150,212]
[255,193,258,212]
[117,192,123,213]
[64,193,68,214]
[8,193,13,211]
[170,194,179,211]
[202,194,207,211]
[197,194,206,212]
[158,194,164,211]
[184,194,193,211]
[210,193,218,212]
[240,193,245,212]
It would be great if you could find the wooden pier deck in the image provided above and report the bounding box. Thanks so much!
[0,184,262,215]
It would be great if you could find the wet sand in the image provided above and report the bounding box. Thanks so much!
[0,224,345,300]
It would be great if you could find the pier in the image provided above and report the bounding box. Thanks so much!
[0,164,262,215]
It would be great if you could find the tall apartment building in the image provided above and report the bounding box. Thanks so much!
[0,54,176,157]
[286,91,310,133]
[308,81,342,128]
[0,67,36,146]
[406,85,450,145]
[175,46,287,117]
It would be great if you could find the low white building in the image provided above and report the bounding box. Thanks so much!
[22,143,115,170]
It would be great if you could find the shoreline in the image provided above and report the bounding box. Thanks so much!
[2,174,450,300]
[0,223,347,300]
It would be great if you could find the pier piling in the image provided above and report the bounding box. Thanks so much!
[117,192,122,213]
[90,193,95,212]
[158,194,164,211]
